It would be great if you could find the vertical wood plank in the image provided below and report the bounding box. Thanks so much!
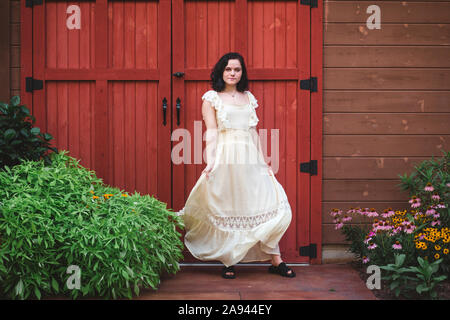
[310,0,323,264]
[95,0,109,182]
[298,0,311,262]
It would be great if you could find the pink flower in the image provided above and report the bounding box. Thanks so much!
[362,256,370,264]
[330,209,342,217]
[392,242,402,250]
[424,183,434,192]
[381,208,395,218]
[335,222,344,230]
[426,207,436,216]
[368,243,377,250]
[367,208,379,218]
[342,215,352,222]
[389,227,402,236]
[409,196,421,205]
[432,193,440,201]
[411,199,421,208]
[437,202,446,209]
[431,220,441,227]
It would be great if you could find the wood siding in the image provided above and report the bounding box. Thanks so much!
[323,0,450,244]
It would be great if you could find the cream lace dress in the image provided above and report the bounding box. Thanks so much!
[177,90,292,267]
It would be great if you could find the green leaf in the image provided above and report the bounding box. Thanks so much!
[30,127,40,135]
[34,287,41,300]
[15,279,24,297]
[51,278,59,292]
[10,95,20,106]
[4,128,16,141]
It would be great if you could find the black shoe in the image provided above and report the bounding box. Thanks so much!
[221,266,236,279]
[268,262,296,278]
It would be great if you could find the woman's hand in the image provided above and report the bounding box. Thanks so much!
[267,165,274,176]
[202,162,215,180]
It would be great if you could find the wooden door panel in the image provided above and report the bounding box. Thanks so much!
[33,0,172,205]
[173,0,311,263]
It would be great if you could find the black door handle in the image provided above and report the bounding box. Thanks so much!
[162,97,167,126]
[176,97,181,126]
[172,72,185,78]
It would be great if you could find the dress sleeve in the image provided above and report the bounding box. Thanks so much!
[201,90,228,129]
[201,90,217,108]
[247,91,259,127]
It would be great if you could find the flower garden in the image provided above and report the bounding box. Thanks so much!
[331,151,449,299]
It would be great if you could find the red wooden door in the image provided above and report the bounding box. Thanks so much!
[171,0,315,264]
[28,0,172,205]
[22,0,321,264]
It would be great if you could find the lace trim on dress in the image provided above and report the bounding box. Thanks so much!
[179,199,291,231]
[208,199,290,231]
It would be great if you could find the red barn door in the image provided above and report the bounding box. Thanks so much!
[27,0,172,205]
[171,0,316,264]
[22,0,321,264]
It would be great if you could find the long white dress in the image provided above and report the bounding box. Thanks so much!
[177,90,292,267]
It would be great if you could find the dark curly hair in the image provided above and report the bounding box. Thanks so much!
[210,52,249,93]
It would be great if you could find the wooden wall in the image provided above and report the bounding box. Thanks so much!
[0,1,11,102]
[322,0,450,247]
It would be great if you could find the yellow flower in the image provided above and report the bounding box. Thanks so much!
[435,245,441,251]
[434,253,440,260]
[89,190,95,194]
[443,249,449,255]
[92,195,99,199]
[121,194,128,197]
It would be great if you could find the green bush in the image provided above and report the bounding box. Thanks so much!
[397,150,449,226]
[0,151,184,299]
[0,95,57,169]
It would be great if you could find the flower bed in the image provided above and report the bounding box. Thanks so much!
[331,152,449,299]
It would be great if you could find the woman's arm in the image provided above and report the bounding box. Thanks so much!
[201,100,218,175]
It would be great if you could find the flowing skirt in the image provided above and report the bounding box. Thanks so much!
[178,128,292,267]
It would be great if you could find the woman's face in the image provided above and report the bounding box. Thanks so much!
[222,59,242,87]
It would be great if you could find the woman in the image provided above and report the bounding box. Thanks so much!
[177,52,295,279]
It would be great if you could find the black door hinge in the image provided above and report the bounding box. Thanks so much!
[300,160,317,175]
[300,77,317,92]
[299,244,317,259]
[26,77,44,92]
[26,0,43,8]
[300,0,318,8]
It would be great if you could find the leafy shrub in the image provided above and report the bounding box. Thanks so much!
[398,150,449,226]
[0,151,184,299]
[380,254,447,299]
[0,95,57,169]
